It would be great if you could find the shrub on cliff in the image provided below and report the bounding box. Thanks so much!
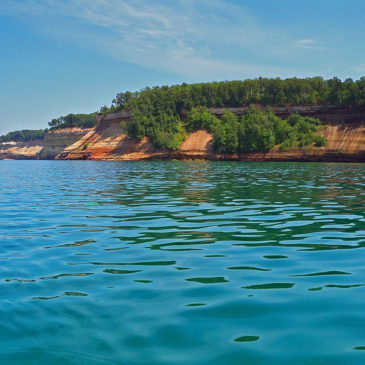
[313,135,327,147]
[211,110,240,153]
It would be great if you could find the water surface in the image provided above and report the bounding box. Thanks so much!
[1,161,365,364]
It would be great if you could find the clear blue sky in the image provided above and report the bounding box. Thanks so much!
[1,0,365,135]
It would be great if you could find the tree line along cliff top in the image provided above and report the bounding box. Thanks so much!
[108,77,365,114]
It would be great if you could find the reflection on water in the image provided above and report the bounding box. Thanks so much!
[0,160,365,364]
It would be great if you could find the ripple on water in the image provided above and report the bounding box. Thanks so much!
[234,335,260,343]
[0,161,365,364]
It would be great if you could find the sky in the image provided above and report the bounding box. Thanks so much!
[1,0,365,135]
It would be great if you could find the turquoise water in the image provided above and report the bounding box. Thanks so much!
[1,160,365,364]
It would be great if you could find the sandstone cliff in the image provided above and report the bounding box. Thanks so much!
[57,107,365,162]
[57,118,158,160]
[38,128,92,159]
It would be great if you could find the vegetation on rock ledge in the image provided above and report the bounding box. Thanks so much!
[108,77,344,152]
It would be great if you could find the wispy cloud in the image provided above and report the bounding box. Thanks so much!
[297,39,316,45]
[0,0,323,78]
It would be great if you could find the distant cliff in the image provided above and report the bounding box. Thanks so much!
[0,140,43,160]
[0,128,92,160]
[57,106,365,162]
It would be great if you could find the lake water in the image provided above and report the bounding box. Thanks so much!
[1,160,365,364]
